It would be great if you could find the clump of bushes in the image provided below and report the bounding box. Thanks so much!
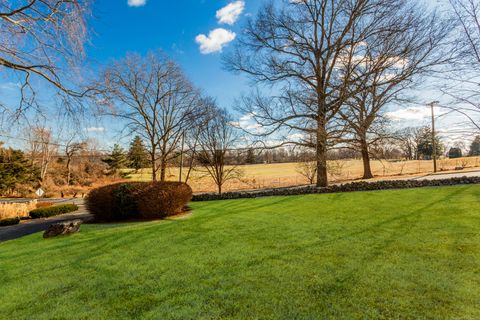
[0,217,20,227]
[29,204,79,219]
[86,182,192,221]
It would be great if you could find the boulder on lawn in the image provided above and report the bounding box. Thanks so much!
[43,220,82,239]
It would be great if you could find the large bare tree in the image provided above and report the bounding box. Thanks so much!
[226,0,428,187]
[0,0,91,114]
[97,52,199,182]
[338,5,450,179]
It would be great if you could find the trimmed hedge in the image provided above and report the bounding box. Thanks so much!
[192,176,480,201]
[0,217,20,227]
[86,182,193,221]
[29,204,79,219]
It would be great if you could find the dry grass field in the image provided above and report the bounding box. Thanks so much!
[127,157,480,193]
[0,200,37,220]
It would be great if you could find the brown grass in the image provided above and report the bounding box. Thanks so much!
[127,156,480,193]
[36,202,54,209]
[0,200,37,220]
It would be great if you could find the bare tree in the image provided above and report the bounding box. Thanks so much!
[64,138,86,185]
[296,162,317,185]
[26,127,57,181]
[444,0,480,130]
[395,127,423,160]
[196,106,242,195]
[295,148,317,184]
[339,5,450,179]
[0,0,91,114]
[97,52,199,182]
[180,97,215,184]
[226,0,432,187]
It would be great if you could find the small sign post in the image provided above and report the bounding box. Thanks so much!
[35,188,45,198]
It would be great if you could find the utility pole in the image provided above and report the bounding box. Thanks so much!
[429,101,440,173]
[179,131,185,182]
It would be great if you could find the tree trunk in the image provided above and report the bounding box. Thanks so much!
[316,124,328,188]
[151,153,157,182]
[66,159,72,185]
[218,184,222,195]
[160,159,167,182]
[360,138,373,179]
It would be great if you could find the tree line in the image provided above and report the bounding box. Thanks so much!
[1,0,480,193]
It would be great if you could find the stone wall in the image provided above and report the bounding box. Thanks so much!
[192,177,480,201]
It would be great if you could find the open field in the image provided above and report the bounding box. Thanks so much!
[127,157,480,193]
[1,185,479,319]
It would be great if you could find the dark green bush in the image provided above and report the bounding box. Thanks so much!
[29,204,79,219]
[86,182,192,221]
[0,217,20,227]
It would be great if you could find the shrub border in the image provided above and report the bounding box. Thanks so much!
[192,176,480,201]
[0,217,20,227]
[29,204,79,219]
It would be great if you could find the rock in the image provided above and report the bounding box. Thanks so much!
[43,220,82,239]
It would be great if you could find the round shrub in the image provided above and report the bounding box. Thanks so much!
[86,182,192,221]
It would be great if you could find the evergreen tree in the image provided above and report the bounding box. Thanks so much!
[127,136,149,171]
[416,127,444,160]
[469,136,480,156]
[245,148,256,164]
[0,144,40,194]
[448,147,463,159]
[102,144,128,175]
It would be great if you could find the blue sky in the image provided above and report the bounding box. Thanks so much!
[1,0,478,150]
[88,0,262,108]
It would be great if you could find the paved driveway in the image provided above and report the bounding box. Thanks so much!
[0,199,93,243]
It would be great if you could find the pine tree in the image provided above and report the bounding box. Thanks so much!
[448,147,463,159]
[102,144,128,176]
[469,136,480,156]
[127,136,149,171]
[0,145,40,194]
[416,127,444,160]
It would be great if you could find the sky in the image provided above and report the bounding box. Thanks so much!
[1,0,479,150]
[88,0,259,108]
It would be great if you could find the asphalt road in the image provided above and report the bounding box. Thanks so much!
[0,199,93,243]
[409,170,480,180]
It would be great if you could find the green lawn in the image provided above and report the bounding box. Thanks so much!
[1,186,479,319]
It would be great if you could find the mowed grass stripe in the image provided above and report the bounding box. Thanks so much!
[0,185,479,319]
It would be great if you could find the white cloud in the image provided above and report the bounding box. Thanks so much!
[195,28,236,54]
[231,113,265,134]
[216,1,245,25]
[84,127,105,133]
[127,0,146,7]
[385,106,444,121]
[287,133,305,142]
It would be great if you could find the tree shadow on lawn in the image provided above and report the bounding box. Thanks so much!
[2,188,475,318]
[306,187,471,302]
